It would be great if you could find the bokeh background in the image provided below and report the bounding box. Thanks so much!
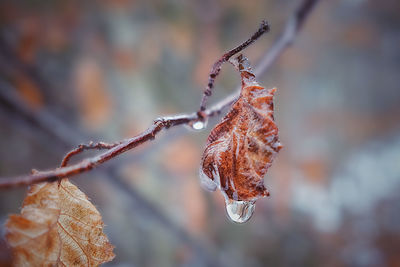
[1,0,400,266]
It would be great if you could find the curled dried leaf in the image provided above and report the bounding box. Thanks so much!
[200,54,282,203]
[5,179,115,266]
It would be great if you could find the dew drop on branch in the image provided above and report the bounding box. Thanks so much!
[186,119,208,131]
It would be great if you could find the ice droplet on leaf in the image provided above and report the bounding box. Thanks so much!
[225,199,255,223]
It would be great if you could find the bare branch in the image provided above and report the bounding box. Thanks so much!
[60,141,121,167]
[0,0,320,189]
[0,114,196,189]
[206,0,320,116]
[198,20,270,112]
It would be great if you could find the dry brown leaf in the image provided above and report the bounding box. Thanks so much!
[200,55,283,202]
[5,179,115,266]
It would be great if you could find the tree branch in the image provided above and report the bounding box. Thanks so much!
[198,20,270,112]
[0,114,196,188]
[60,141,121,167]
[0,0,320,189]
[205,0,320,116]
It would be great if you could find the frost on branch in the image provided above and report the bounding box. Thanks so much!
[5,179,115,266]
[200,54,282,208]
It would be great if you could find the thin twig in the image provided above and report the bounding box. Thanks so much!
[60,141,121,167]
[0,0,320,189]
[198,20,270,112]
[0,115,197,188]
[206,0,320,116]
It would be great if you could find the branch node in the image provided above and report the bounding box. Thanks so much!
[197,111,207,120]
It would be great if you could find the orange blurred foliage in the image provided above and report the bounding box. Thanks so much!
[73,58,113,129]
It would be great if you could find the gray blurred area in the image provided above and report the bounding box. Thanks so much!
[1,0,400,266]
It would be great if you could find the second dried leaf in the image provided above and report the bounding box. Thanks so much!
[5,179,115,266]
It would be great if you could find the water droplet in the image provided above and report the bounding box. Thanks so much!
[225,199,255,223]
[192,121,206,130]
[186,119,208,131]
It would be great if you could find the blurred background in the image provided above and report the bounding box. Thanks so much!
[0,0,400,266]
